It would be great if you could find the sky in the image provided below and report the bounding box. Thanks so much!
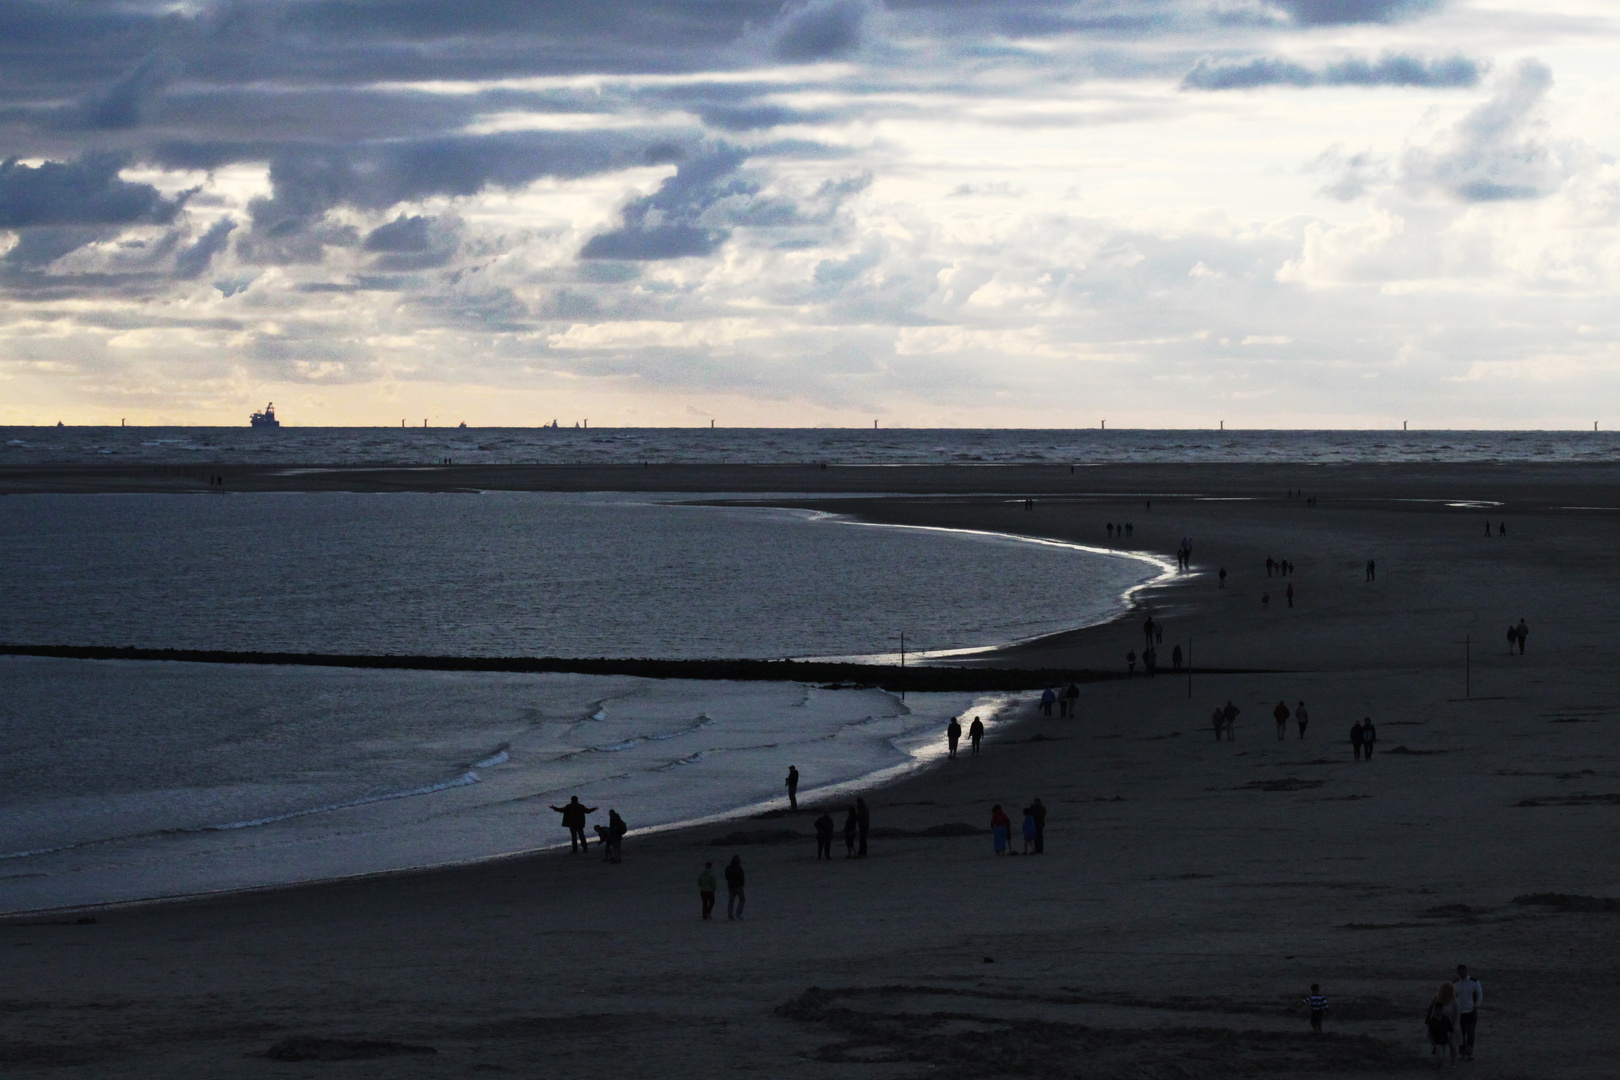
[2,0,1619,428]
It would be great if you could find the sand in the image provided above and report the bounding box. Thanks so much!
[4,462,1619,1078]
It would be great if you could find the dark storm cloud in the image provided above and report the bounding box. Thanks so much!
[580,148,750,260]
[1273,0,1438,25]
[52,52,181,131]
[1184,53,1481,91]
[772,0,868,61]
[0,153,183,228]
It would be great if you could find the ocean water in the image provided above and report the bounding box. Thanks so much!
[0,656,1007,913]
[4,425,1618,466]
[0,492,1152,911]
[0,491,1165,660]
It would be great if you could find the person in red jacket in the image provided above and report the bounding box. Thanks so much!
[1273,700,1291,741]
[990,805,1012,855]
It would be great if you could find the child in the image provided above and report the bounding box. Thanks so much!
[1304,985,1328,1032]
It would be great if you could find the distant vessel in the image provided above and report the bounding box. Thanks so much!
[250,403,280,428]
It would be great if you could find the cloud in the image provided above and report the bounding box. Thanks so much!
[362,213,460,270]
[174,217,236,278]
[1401,58,1587,201]
[53,52,180,131]
[0,153,185,229]
[581,147,751,260]
[1184,53,1481,91]
[1273,0,1439,25]
[1309,146,1391,200]
[772,0,868,62]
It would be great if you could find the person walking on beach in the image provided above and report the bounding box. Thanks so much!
[1030,797,1046,853]
[1065,682,1080,717]
[1351,719,1366,760]
[1516,618,1529,654]
[1362,717,1376,757]
[1286,582,1294,607]
[947,716,962,758]
[785,765,800,810]
[1304,985,1328,1033]
[1126,649,1137,675]
[970,716,985,754]
[1212,705,1225,741]
[724,855,745,920]
[697,861,717,920]
[1266,556,1275,578]
[1172,644,1183,672]
[550,796,598,853]
[1453,965,1483,1061]
[1485,520,1492,537]
[1143,615,1156,648]
[1366,559,1376,581]
[605,809,628,862]
[1021,805,1037,853]
[990,804,1012,855]
[856,796,871,857]
[814,810,835,861]
[1499,521,1506,537]
[1222,700,1240,741]
[1426,982,1459,1067]
[1218,567,1227,587]
[1041,687,1057,717]
[1507,623,1518,655]
[1274,700,1291,740]
[842,805,858,857]
[1295,701,1309,739]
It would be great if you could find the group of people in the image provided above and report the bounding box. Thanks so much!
[946,715,986,756]
[1106,522,1135,538]
[811,797,871,859]
[1260,582,1296,609]
[1271,699,1309,739]
[1039,684,1081,717]
[1209,700,1376,758]
[1285,489,1317,506]
[1175,537,1193,570]
[989,798,1046,854]
[1505,618,1529,654]
[696,856,747,920]
[1484,519,1507,537]
[1265,556,1294,577]
[549,797,629,862]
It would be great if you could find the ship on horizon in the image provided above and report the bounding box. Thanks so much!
[250,403,280,428]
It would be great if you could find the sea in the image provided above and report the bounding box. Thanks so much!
[0,486,1166,912]
[2,426,1600,913]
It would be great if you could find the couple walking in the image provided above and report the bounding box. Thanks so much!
[696,856,747,920]
[812,798,871,858]
[1426,966,1485,1065]
[947,716,984,757]
[1272,700,1309,739]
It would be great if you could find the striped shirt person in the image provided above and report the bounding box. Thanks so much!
[1304,985,1328,1032]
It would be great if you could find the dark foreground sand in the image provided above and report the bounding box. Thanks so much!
[4,463,1620,1079]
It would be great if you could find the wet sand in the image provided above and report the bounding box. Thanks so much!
[4,463,1620,1078]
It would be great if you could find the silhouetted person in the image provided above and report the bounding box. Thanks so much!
[1286,582,1294,607]
[1126,649,1136,675]
[697,861,717,919]
[1065,682,1080,716]
[605,809,627,862]
[1507,623,1517,654]
[1266,556,1275,577]
[1454,965,1484,1061]
[947,716,962,758]
[1143,615,1156,647]
[1350,719,1365,760]
[1222,700,1240,741]
[1516,618,1529,654]
[724,855,745,919]
[856,797,870,856]
[1107,523,1114,538]
[814,811,834,860]
[1273,700,1290,740]
[550,796,597,853]
[842,806,858,857]
[1212,706,1225,741]
[1295,700,1309,738]
[1485,520,1492,537]
[1361,717,1377,758]
[1040,687,1056,716]
[1030,797,1047,854]
[1365,559,1375,581]
[1498,521,1506,537]
[785,765,800,810]
[1218,567,1227,587]
[1171,644,1183,671]
[969,716,985,754]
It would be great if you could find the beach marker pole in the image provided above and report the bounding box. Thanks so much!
[1465,634,1471,698]
[899,632,906,701]
[1187,636,1192,698]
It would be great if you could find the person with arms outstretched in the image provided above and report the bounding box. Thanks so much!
[549,796,597,853]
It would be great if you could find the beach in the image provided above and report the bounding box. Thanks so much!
[4,462,1619,1077]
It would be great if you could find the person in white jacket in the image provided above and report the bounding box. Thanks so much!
[1453,965,1484,1061]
